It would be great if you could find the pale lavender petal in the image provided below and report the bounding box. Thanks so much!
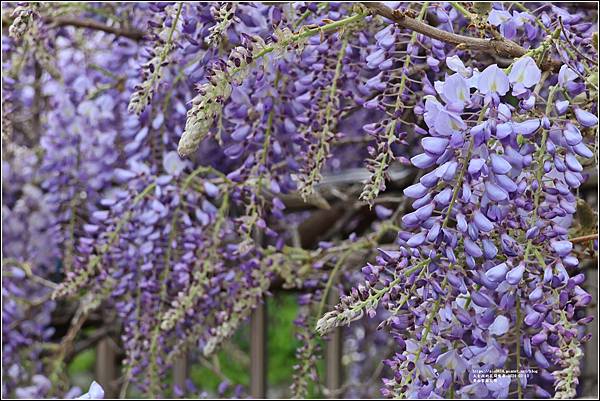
[485,182,508,201]
[404,183,429,198]
[490,154,512,174]
[446,55,470,77]
[375,205,393,219]
[513,119,540,137]
[508,56,541,88]
[565,153,582,172]
[411,152,437,168]
[573,142,593,158]
[524,310,541,326]
[470,291,493,307]
[114,168,136,182]
[478,64,510,95]
[407,231,426,247]
[565,171,582,188]
[422,137,450,154]
[529,287,543,302]
[473,211,494,232]
[440,73,470,105]
[555,100,569,115]
[482,239,498,259]
[88,382,105,399]
[496,122,513,139]
[534,350,550,368]
[486,262,508,282]
[551,240,572,256]
[488,315,509,336]
[488,9,512,26]
[163,151,188,176]
[564,124,582,146]
[496,174,517,193]
[558,65,578,86]
[506,264,525,285]
[522,95,535,110]
[464,238,483,258]
[468,158,486,175]
[574,108,598,127]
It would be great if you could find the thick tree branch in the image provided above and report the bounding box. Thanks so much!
[362,2,559,70]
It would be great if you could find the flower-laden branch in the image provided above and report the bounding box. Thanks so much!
[315,42,597,396]
[128,3,183,115]
[297,34,350,200]
[362,2,561,71]
[7,3,60,79]
[51,181,157,299]
[359,2,430,204]
[177,10,368,158]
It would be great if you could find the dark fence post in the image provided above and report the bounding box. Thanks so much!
[582,260,598,397]
[95,337,117,398]
[325,288,342,397]
[173,353,188,397]
[250,302,267,398]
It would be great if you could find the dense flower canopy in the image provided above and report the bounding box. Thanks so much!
[1,1,598,399]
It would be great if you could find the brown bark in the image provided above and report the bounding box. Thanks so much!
[362,2,561,71]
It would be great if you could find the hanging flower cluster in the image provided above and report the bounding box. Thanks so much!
[317,50,597,398]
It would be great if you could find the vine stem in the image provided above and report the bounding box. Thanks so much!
[347,259,430,317]
[253,12,367,60]
[449,2,473,20]
[2,12,145,40]
[405,276,449,389]
[442,104,489,229]
[316,249,352,321]
[148,207,180,396]
[524,85,559,261]
[301,34,349,199]
[132,2,183,111]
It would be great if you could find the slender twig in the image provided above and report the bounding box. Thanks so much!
[2,12,146,40]
[558,17,598,66]
[570,233,598,244]
[48,16,145,40]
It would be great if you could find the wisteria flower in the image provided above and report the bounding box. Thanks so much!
[478,64,510,96]
[487,9,517,39]
[508,56,541,95]
[558,65,578,86]
[435,73,471,109]
[76,381,104,399]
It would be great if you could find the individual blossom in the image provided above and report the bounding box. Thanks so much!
[76,381,104,400]
[508,56,542,95]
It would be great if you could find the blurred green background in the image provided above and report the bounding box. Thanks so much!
[67,293,325,398]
